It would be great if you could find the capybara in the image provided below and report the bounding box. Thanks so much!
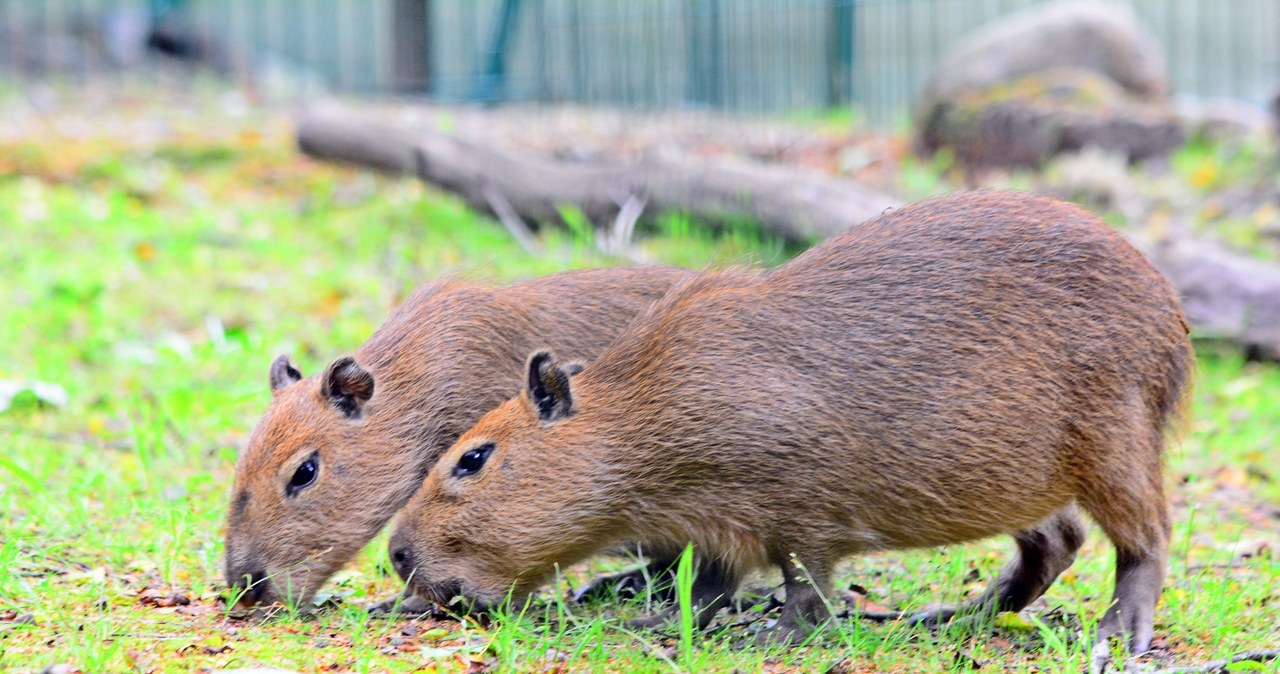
[389,191,1192,654]
[223,265,690,609]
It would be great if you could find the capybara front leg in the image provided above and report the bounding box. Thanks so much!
[754,555,832,647]
[627,555,739,632]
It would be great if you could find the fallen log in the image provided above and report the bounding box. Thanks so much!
[296,104,899,242]
[295,103,1280,361]
[1136,236,1280,361]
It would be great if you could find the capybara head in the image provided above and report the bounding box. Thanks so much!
[221,267,692,610]
[389,352,604,610]
[225,354,390,608]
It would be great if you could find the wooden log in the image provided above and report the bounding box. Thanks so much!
[296,102,1280,361]
[296,104,900,242]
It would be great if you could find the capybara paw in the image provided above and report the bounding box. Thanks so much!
[573,567,661,604]
[365,593,437,618]
[751,620,810,648]
[626,609,677,631]
[905,604,958,627]
[1089,640,1114,674]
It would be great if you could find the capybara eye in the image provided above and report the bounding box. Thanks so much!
[453,442,494,478]
[287,453,319,496]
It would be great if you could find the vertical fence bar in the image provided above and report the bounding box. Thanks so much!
[391,0,430,92]
[476,0,521,102]
[534,0,547,99]
[684,0,699,105]
[569,0,584,100]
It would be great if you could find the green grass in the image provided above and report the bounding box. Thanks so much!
[1,103,1278,673]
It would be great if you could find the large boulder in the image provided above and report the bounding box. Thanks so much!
[921,1,1168,108]
[916,1,1182,168]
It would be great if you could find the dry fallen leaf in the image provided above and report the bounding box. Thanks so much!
[137,586,191,608]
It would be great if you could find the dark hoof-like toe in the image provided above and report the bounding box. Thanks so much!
[366,593,437,618]
[752,620,811,648]
[905,605,959,627]
[626,608,679,632]
[575,568,663,604]
[1089,640,1114,674]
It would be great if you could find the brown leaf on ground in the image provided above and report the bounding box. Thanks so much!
[0,610,36,625]
[137,585,191,608]
[843,590,892,614]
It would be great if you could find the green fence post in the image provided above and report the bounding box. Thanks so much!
[685,0,722,108]
[476,0,523,103]
[827,0,855,108]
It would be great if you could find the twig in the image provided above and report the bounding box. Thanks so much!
[599,192,647,262]
[1143,650,1278,674]
[481,183,543,256]
[1185,561,1254,572]
[843,608,906,622]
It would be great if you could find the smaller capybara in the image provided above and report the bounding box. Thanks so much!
[389,191,1192,655]
[223,265,689,609]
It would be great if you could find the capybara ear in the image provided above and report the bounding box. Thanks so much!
[525,351,575,422]
[563,362,586,376]
[320,356,375,418]
[269,355,303,395]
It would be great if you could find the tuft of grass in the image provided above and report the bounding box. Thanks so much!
[675,544,696,668]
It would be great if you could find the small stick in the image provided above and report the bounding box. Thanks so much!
[1143,650,1278,674]
[600,193,647,262]
[615,193,646,251]
[1185,561,1254,572]
[481,184,543,256]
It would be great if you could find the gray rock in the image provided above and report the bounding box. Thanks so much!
[913,1,1184,168]
[918,68,1183,169]
[919,0,1168,117]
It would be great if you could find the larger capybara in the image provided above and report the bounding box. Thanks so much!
[389,191,1192,655]
[223,265,690,609]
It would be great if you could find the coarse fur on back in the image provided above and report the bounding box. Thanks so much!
[223,264,690,608]
[390,191,1192,655]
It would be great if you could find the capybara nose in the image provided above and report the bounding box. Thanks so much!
[228,567,268,607]
[390,545,415,581]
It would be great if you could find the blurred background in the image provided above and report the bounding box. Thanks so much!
[2,1,1278,671]
[2,0,1278,124]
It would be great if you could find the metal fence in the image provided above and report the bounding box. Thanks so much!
[2,0,1277,127]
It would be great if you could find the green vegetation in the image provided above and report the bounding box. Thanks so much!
[1,106,1276,673]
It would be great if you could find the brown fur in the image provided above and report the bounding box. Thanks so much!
[223,265,690,607]
[390,191,1192,653]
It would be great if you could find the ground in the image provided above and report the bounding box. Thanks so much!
[0,83,1277,673]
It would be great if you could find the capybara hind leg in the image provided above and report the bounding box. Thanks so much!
[1095,547,1166,653]
[910,505,1087,626]
[627,557,739,631]
[1079,411,1171,655]
[1087,544,1167,674]
[754,556,833,647]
